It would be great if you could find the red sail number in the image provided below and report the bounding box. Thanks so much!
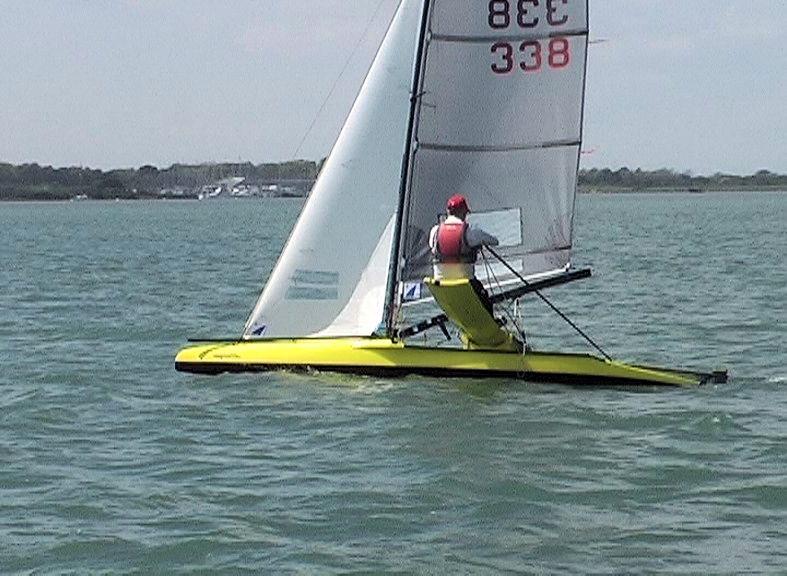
[491,38,571,74]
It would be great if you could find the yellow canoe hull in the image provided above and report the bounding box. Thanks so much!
[175,338,726,387]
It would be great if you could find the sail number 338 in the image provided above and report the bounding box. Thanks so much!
[488,0,572,75]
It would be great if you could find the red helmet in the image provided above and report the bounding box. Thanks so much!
[446,194,469,213]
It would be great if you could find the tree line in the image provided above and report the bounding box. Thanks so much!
[0,160,321,201]
[579,167,787,192]
[0,161,785,201]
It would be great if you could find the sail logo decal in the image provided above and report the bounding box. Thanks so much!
[403,282,423,302]
[250,323,267,336]
[285,269,339,300]
[487,0,573,75]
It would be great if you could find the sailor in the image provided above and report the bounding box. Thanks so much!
[429,194,499,312]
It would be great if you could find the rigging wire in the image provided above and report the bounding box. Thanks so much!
[291,0,393,160]
[484,245,613,361]
[480,250,525,340]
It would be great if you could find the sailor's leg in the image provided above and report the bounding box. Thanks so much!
[470,278,493,314]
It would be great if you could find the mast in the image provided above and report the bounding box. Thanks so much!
[384,0,433,337]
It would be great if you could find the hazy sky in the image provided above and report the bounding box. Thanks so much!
[1,0,785,174]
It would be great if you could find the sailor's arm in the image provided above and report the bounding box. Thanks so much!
[466,226,499,248]
[428,224,440,254]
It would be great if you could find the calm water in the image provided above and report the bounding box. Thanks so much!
[1,192,785,574]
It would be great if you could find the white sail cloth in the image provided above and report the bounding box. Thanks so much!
[244,0,423,339]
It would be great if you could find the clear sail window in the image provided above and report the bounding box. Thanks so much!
[467,207,522,247]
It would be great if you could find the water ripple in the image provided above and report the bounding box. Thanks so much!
[1,195,785,573]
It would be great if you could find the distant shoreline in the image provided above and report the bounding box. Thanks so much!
[578,185,787,194]
[2,161,785,201]
[3,188,785,203]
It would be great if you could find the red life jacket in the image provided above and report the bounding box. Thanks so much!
[435,221,476,263]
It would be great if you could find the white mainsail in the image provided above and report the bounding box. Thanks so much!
[244,0,424,339]
[398,0,588,288]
